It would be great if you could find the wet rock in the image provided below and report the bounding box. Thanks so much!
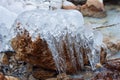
[1,54,9,65]
[10,9,107,79]
[57,73,70,80]
[69,78,84,80]
[67,0,106,18]
[0,72,7,80]
[46,73,84,80]
[0,51,32,80]
[67,0,86,5]
[0,72,19,80]
[105,58,120,71]
[11,31,80,74]
[91,70,120,80]
[46,78,57,80]
[62,1,77,10]
[78,4,106,18]
[32,67,56,80]
[5,76,19,80]
[11,30,106,74]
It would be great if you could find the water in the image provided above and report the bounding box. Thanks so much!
[8,9,103,73]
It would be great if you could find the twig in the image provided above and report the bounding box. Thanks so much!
[93,23,120,30]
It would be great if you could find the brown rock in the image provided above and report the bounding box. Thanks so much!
[11,30,106,79]
[5,76,19,80]
[68,0,86,5]
[0,72,7,80]
[78,4,106,18]
[57,73,70,80]
[46,78,57,80]
[32,67,56,80]
[69,78,84,80]
[1,54,9,65]
[11,30,55,70]
[62,5,77,10]
[92,58,120,80]
[86,0,105,11]
[105,58,120,71]
[91,70,120,80]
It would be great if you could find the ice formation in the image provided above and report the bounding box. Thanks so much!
[0,0,105,72]
[11,9,104,72]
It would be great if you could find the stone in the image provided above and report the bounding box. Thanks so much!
[11,30,106,75]
[1,53,9,65]
[57,73,70,80]
[0,72,7,80]
[67,0,86,5]
[78,4,106,18]
[32,67,56,80]
[0,72,19,80]
[62,1,77,10]
[5,76,19,80]
[91,70,120,80]
[105,58,120,71]
[10,9,106,79]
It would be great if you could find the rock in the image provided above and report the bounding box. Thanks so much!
[78,4,106,18]
[5,76,19,80]
[0,72,19,80]
[91,70,120,80]
[11,29,106,75]
[46,78,57,80]
[32,67,56,80]
[105,58,120,71]
[1,53,9,65]
[69,78,84,80]
[67,0,86,5]
[64,0,106,18]
[0,72,7,80]
[46,73,84,80]
[62,1,77,10]
[91,58,120,80]
[57,73,70,80]
[10,9,106,79]
[0,51,33,80]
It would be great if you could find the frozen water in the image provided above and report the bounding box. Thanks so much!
[0,0,75,14]
[12,9,85,72]
[0,0,105,72]
[12,9,104,72]
[0,0,78,52]
[0,6,17,51]
[0,6,17,29]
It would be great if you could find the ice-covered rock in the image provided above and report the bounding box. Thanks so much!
[11,9,105,73]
